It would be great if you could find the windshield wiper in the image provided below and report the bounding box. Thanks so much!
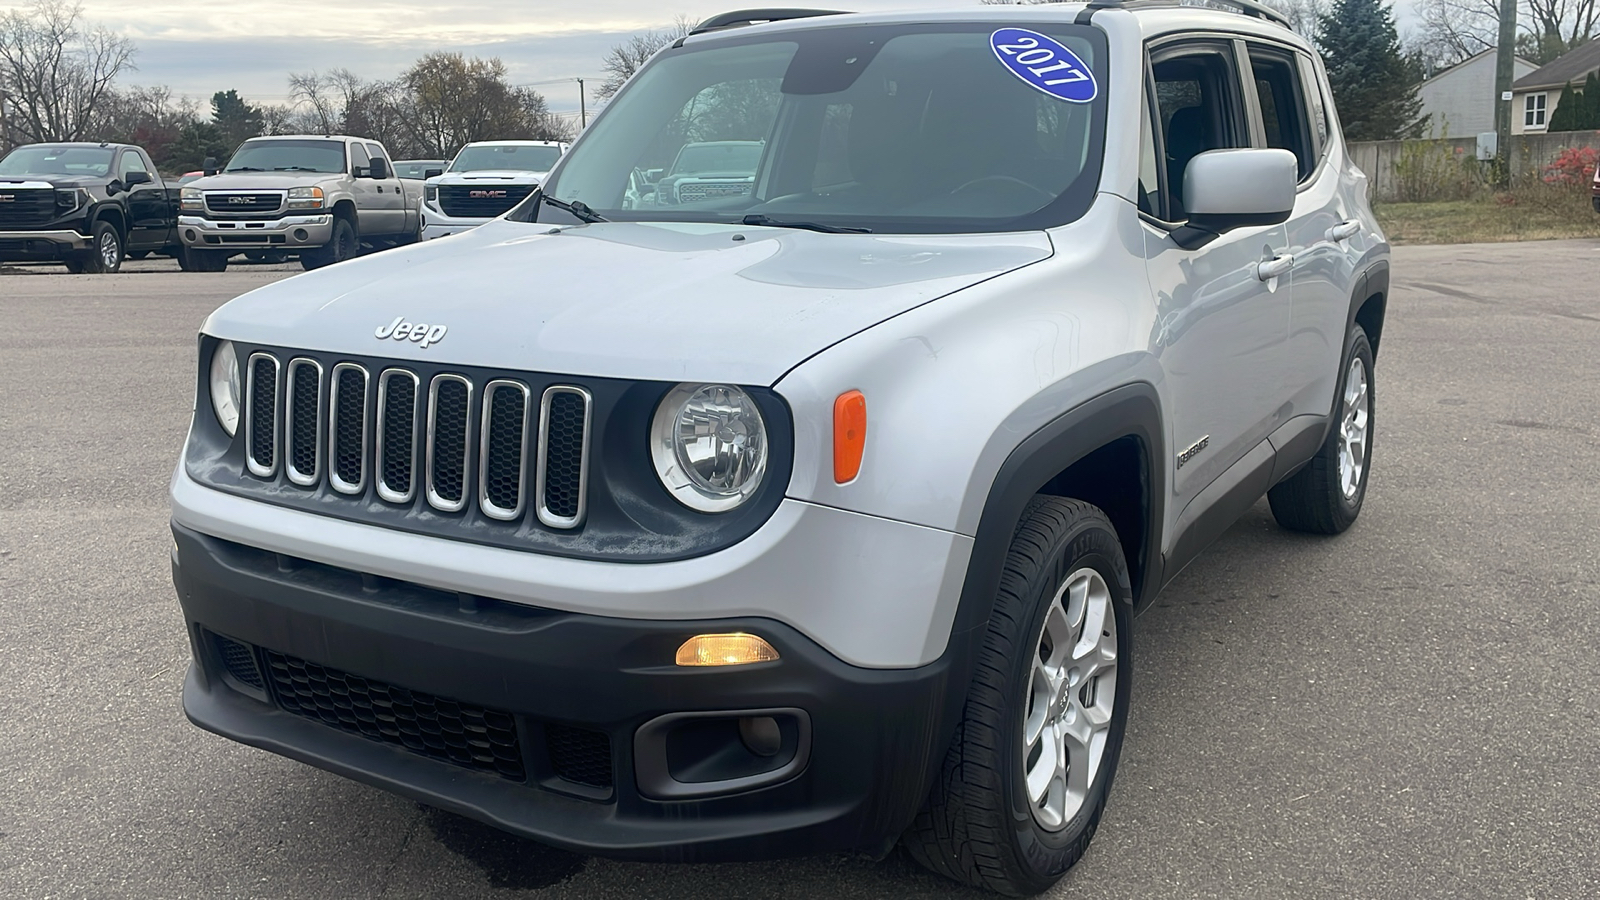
[225,167,264,172]
[741,214,870,234]
[540,192,606,224]
[273,166,320,172]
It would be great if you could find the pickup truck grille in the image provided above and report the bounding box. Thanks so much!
[437,184,535,219]
[243,352,592,530]
[0,188,57,227]
[204,192,285,216]
[676,182,753,203]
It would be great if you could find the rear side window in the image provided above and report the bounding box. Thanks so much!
[1249,48,1314,180]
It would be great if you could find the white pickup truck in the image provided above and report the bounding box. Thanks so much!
[420,140,567,240]
[179,135,423,271]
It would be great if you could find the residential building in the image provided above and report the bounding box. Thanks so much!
[1418,50,1536,138]
[1512,37,1600,134]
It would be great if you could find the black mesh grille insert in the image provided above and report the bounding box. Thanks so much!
[212,632,265,690]
[380,374,416,498]
[288,363,320,480]
[542,392,587,521]
[483,386,528,514]
[437,184,536,218]
[264,649,526,782]
[430,378,470,506]
[205,192,282,214]
[0,188,58,227]
[545,724,613,788]
[249,356,278,471]
[333,367,366,487]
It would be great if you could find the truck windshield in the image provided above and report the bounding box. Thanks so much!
[528,21,1107,234]
[0,146,114,177]
[225,140,347,173]
[449,145,563,173]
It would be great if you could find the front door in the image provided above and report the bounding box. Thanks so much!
[118,150,169,250]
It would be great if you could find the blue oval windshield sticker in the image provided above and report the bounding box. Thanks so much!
[990,28,1097,103]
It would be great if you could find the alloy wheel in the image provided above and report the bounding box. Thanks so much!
[1338,356,1370,500]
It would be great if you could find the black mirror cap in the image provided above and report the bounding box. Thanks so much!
[124,171,152,187]
[203,157,219,176]
[423,168,443,179]
[368,158,389,179]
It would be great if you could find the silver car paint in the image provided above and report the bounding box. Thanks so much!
[177,5,1389,669]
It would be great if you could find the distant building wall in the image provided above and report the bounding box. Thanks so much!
[1347,129,1600,200]
[1418,53,1536,138]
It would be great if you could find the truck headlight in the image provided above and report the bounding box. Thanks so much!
[55,189,83,210]
[424,184,438,206]
[650,384,768,512]
[180,187,204,211]
[209,340,241,436]
[287,186,325,210]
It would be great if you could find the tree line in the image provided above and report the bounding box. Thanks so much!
[0,0,571,172]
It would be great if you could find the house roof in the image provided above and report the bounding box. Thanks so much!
[1427,47,1536,82]
[1513,37,1600,91]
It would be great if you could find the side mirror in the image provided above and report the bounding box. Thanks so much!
[124,171,152,187]
[369,158,389,179]
[1172,148,1297,250]
[203,157,219,176]
[423,168,443,179]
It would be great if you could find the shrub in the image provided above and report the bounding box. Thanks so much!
[1541,146,1599,187]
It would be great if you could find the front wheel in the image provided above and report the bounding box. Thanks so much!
[80,221,124,273]
[182,247,230,272]
[1268,324,1375,534]
[301,218,357,270]
[905,497,1133,896]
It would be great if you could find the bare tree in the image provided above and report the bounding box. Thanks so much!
[597,16,696,100]
[1417,0,1599,66]
[0,0,135,146]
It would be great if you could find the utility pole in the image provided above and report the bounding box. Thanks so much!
[577,78,586,129]
[1493,0,1517,182]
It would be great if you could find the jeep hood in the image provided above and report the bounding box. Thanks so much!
[201,218,1053,385]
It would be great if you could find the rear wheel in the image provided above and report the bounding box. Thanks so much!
[301,217,358,270]
[905,497,1133,896]
[1268,324,1374,534]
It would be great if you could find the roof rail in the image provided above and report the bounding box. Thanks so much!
[690,8,849,35]
[1084,0,1292,29]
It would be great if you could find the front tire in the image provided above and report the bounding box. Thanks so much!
[905,497,1133,896]
[301,217,357,270]
[183,247,230,272]
[77,221,124,274]
[1268,325,1375,534]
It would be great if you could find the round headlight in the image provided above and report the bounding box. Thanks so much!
[209,339,240,436]
[651,384,769,513]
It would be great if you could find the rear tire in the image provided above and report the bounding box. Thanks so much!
[904,497,1133,897]
[301,217,357,270]
[1268,325,1374,534]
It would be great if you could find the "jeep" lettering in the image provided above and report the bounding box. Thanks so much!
[374,317,448,348]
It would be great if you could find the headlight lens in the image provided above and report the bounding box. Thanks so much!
[180,187,203,211]
[55,188,82,210]
[650,384,768,513]
[209,340,240,436]
[425,184,438,205]
[287,186,325,209]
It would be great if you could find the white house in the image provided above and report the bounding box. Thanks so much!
[1512,38,1600,134]
[1418,50,1536,138]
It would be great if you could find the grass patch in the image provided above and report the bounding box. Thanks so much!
[1377,187,1600,245]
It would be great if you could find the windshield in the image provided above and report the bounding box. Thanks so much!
[225,139,347,173]
[0,146,114,177]
[449,145,562,173]
[527,22,1106,233]
[394,160,447,179]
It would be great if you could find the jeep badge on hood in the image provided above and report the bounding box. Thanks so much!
[374,316,448,348]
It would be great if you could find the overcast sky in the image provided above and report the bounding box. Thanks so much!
[82,0,1421,125]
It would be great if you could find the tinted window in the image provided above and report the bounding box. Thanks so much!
[1152,46,1246,216]
[117,150,150,181]
[1250,49,1314,179]
[349,143,371,172]
[0,146,114,177]
[226,139,347,173]
[448,145,563,173]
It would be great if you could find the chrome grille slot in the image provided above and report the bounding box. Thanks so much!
[425,375,473,512]
[284,359,324,486]
[329,363,369,494]
[536,386,592,529]
[377,369,419,503]
[245,353,281,477]
[479,380,531,521]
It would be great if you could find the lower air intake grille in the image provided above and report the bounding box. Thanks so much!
[264,649,527,782]
[545,724,614,788]
[212,632,265,690]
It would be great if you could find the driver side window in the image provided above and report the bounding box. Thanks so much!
[117,150,149,182]
[1149,44,1248,219]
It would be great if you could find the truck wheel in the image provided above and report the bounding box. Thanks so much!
[904,497,1132,897]
[127,251,149,260]
[301,217,357,270]
[1268,324,1375,534]
[83,221,125,274]
[184,248,230,273]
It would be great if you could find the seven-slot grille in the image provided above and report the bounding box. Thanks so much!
[0,188,57,227]
[437,183,536,218]
[204,191,285,215]
[243,353,592,529]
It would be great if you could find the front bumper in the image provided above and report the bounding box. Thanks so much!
[0,229,91,258]
[420,208,490,240]
[174,522,960,860]
[179,214,332,250]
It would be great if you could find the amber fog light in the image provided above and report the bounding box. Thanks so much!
[675,633,779,667]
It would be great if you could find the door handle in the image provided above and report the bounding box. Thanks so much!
[1326,219,1360,242]
[1256,254,1294,281]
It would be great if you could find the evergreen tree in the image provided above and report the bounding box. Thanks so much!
[210,89,264,151]
[1548,72,1600,132]
[1315,0,1425,140]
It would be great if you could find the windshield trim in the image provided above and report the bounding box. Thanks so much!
[515,20,1109,235]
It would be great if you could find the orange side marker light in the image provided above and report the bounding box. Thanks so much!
[833,390,867,484]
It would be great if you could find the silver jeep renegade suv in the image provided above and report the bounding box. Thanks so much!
[171,1,1388,893]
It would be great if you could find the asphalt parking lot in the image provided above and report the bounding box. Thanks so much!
[2,240,1598,899]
